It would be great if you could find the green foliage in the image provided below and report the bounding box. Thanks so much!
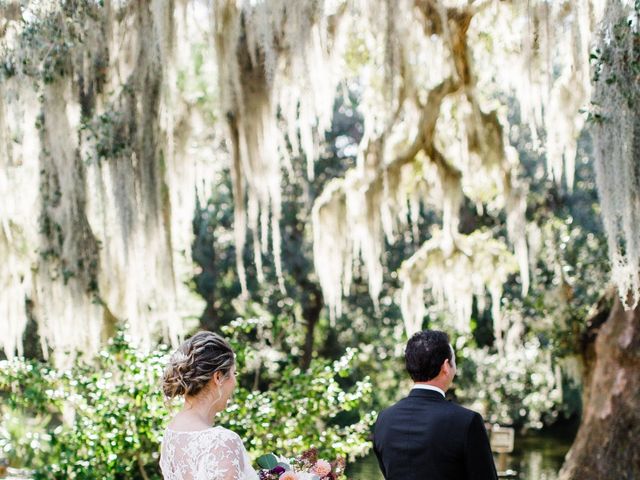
[0,326,373,478]
[219,315,375,462]
[1,331,169,479]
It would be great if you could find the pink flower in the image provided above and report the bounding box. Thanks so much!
[311,460,332,477]
[279,472,299,480]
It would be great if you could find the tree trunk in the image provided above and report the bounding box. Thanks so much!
[301,288,323,370]
[559,295,640,479]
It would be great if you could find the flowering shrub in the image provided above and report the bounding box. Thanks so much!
[0,331,170,479]
[455,337,566,429]
[219,316,375,462]
[0,326,374,478]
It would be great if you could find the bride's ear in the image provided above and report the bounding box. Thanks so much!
[211,371,223,386]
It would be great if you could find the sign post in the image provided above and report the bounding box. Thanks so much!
[489,425,515,477]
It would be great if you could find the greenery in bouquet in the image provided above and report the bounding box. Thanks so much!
[256,448,346,480]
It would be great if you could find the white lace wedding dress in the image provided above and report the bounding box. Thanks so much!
[160,426,259,480]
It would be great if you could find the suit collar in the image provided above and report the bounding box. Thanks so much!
[412,384,446,397]
[408,388,448,401]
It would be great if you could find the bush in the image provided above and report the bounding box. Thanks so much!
[0,325,374,479]
[219,315,375,462]
[1,332,169,479]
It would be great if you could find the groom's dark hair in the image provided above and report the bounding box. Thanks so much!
[405,330,452,382]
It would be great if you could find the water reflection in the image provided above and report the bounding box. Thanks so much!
[346,431,574,480]
[501,432,574,479]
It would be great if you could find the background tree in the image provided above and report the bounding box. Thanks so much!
[559,1,640,477]
[1,0,638,477]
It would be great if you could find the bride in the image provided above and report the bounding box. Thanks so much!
[160,331,258,480]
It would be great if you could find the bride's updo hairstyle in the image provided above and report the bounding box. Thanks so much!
[162,331,235,399]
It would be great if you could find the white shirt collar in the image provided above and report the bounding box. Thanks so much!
[412,384,445,398]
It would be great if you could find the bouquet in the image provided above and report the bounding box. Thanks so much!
[256,448,346,480]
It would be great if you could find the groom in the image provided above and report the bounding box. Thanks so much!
[373,330,497,480]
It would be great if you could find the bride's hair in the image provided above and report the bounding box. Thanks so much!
[162,331,235,399]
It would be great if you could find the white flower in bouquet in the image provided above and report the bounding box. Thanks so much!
[296,472,320,480]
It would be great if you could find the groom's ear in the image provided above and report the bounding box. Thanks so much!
[440,359,450,375]
[443,358,454,375]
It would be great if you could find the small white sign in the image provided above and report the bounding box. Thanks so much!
[490,425,515,453]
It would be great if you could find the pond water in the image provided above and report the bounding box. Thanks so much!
[346,429,576,480]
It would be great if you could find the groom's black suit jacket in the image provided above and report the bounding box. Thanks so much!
[373,389,498,480]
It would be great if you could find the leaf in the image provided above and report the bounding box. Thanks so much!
[257,453,278,470]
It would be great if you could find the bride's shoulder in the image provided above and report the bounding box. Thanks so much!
[211,426,243,442]
[206,427,250,454]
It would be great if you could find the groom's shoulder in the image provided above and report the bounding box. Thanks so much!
[446,401,483,421]
[375,396,409,421]
[374,394,437,419]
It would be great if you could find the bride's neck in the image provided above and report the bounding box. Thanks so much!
[182,396,219,427]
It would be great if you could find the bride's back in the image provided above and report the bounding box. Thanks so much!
[160,426,253,480]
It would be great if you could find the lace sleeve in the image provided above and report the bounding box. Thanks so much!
[207,430,250,480]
